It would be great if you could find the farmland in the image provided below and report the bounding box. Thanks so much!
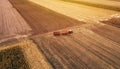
[32,23,120,69]
[0,0,32,42]
[9,0,84,34]
[62,0,120,11]
[29,0,120,23]
[0,40,53,69]
[0,0,120,69]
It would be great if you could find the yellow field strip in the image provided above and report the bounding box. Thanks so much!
[29,0,120,23]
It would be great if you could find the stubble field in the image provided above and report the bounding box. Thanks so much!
[0,0,120,69]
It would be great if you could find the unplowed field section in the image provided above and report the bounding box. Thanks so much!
[0,0,32,41]
[9,0,84,34]
[32,24,120,69]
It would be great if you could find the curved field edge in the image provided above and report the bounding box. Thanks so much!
[0,40,52,69]
[62,0,120,11]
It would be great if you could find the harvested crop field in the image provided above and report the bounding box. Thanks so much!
[32,23,120,69]
[30,0,120,24]
[0,0,32,41]
[62,0,120,11]
[9,0,85,35]
[0,40,53,69]
[1,0,120,69]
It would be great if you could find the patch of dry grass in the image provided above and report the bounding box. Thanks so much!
[0,40,53,69]
[0,44,29,69]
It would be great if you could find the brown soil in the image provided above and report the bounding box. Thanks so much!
[32,24,120,69]
[9,0,85,35]
[1,0,120,69]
